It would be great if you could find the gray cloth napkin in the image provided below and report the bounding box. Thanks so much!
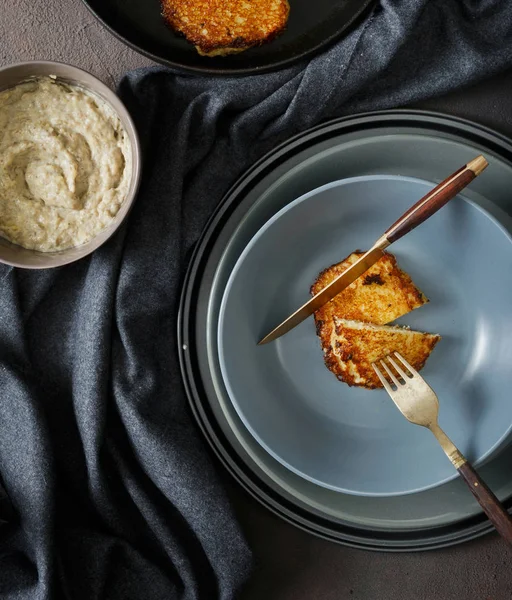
[1,1,512,598]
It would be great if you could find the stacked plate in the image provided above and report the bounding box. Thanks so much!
[179,110,512,550]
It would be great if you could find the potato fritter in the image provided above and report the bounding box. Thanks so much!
[162,0,290,56]
[312,251,439,389]
[311,251,428,327]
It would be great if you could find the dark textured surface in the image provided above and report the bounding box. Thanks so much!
[1,1,512,599]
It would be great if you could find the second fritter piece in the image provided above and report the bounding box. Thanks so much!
[162,0,290,57]
[320,318,441,389]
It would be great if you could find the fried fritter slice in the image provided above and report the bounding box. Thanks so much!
[311,251,428,328]
[319,318,440,390]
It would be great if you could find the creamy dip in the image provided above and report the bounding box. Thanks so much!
[0,78,132,252]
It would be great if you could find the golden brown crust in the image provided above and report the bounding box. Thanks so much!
[320,319,440,390]
[311,251,428,328]
[312,251,438,389]
[162,0,290,56]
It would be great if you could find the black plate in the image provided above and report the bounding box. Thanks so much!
[82,0,374,76]
[178,110,512,550]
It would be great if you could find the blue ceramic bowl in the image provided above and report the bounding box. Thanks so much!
[218,175,512,496]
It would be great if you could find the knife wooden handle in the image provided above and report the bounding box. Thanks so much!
[384,155,488,244]
[457,461,512,546]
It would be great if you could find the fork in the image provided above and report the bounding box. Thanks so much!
[373,352,512,546]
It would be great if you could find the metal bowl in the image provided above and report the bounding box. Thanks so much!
[0,61,141,269]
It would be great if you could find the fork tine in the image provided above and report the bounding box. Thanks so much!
[394,352,420,377]
[380,359,401,387]
[387,355,410,381]
[372,363,394,394]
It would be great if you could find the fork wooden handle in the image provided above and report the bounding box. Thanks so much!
[383,155,488,244]
[429,423,512,545]
[457,462,512,545]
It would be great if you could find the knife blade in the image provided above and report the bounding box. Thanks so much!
[258,155,488,345]
[258,245,386,345]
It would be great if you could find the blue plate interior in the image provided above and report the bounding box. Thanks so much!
[218,175,512,496]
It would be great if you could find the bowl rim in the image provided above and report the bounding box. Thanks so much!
[0,60,142,269]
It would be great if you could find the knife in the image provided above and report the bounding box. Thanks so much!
[258,155,488,345]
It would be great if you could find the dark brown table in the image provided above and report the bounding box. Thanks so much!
[3,1,511,598]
